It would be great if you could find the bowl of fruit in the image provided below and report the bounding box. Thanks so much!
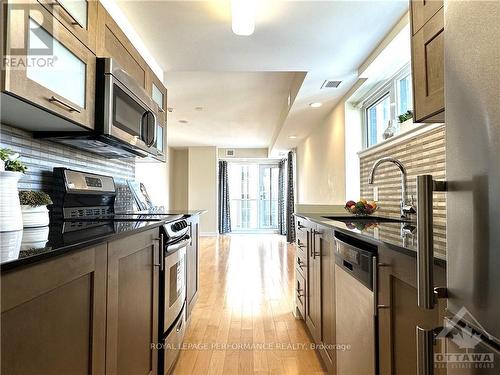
[344,199,379,216]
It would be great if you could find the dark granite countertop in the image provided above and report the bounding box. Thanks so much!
[0,211,205,272]
[294,213,446,265]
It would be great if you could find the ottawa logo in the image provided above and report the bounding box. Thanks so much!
[434,307,496,370]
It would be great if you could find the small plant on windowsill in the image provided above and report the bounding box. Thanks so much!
[398,110,414,133]
[0,148,27,231]
[398,110,413,123]
[19,191,53,228]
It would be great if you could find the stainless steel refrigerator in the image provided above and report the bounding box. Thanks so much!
[415,1,500,374]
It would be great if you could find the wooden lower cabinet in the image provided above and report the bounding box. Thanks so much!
[186,215,200,318]
[319,228,336,374]
[106,229,159,375]
[377,244,446,375]
[1,244,107,375]
[306,226,322,343]
[295,218,336,374]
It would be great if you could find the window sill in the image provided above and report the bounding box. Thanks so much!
[357,122,445,158]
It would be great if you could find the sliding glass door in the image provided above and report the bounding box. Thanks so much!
[229,163,279,231]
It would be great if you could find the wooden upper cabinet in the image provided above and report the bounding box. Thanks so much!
[1,244,107,375]
[96,3,147,88]
[410,0,443,35]
[37,0,98,53]
[145,69,168,159]
[411,7,444,123]
[2,1,96,129]
[377,245,446,375]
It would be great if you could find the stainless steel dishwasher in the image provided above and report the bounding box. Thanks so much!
[334,232,378,375]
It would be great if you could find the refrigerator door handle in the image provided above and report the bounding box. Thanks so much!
[416,175,447,309]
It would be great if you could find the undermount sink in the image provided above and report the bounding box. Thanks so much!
[322,215,413,223]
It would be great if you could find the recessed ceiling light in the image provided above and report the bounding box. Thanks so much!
[309,102,323,108]
[179,120,189,124]
[288,135,297,139]
[231,0,256,36]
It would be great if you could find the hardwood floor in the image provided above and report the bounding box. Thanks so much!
[172,234,326,375]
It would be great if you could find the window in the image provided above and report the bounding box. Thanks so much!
[397,74,413,115]
[367,94,391,147]
[362,64,413,148]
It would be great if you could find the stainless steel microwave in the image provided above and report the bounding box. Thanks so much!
[37,58,165,161]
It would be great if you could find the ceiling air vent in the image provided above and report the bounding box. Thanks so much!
[321,80,342,89]
[225,149,235,157]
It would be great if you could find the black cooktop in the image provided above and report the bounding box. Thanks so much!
[0,219,163,271]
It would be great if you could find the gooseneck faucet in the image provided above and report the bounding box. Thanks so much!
[368,157,415,219]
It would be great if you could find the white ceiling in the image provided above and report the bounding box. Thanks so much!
[164,71,299,147]
[115,0,408,150]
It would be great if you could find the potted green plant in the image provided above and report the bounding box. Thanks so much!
[19,191,53,228]
[0,148,27,232]
[398,110,414,133]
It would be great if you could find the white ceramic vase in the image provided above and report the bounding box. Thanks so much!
[0,230,22,262]
[21,205,50,228]
[0,171,23,232]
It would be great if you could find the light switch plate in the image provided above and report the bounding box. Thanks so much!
[373,186,379,201]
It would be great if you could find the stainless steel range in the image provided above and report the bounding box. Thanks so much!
[51,167,189,374]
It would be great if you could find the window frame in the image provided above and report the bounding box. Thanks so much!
[361,63,412,149]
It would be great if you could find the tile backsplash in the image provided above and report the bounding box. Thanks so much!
[359,124,446,256]
[1,123,136,209]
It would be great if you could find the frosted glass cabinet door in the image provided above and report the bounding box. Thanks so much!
[38,0,97,52]
[27,19,86,108]
[4,2,96,129]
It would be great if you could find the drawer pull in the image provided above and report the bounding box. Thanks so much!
[51,0,84,28]
[48,96,81,113]
[377,305,390,309]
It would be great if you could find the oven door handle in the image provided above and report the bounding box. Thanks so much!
[167,236,191,253]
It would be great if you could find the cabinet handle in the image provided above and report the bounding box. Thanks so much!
[48,96,81,113]
[154,235,164,271]
[51,0,84,28]
[377,305,390,309]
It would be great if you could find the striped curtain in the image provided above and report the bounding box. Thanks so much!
[278,159,286,235]
[218,160,231,234]
[286,151,296,243]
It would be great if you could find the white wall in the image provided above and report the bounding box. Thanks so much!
[169,147,218,235]
[169,148,189,210]
[188,147,218,235]
[135,159,170,209]
[296,103,346,205]
[344,101,362,200]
